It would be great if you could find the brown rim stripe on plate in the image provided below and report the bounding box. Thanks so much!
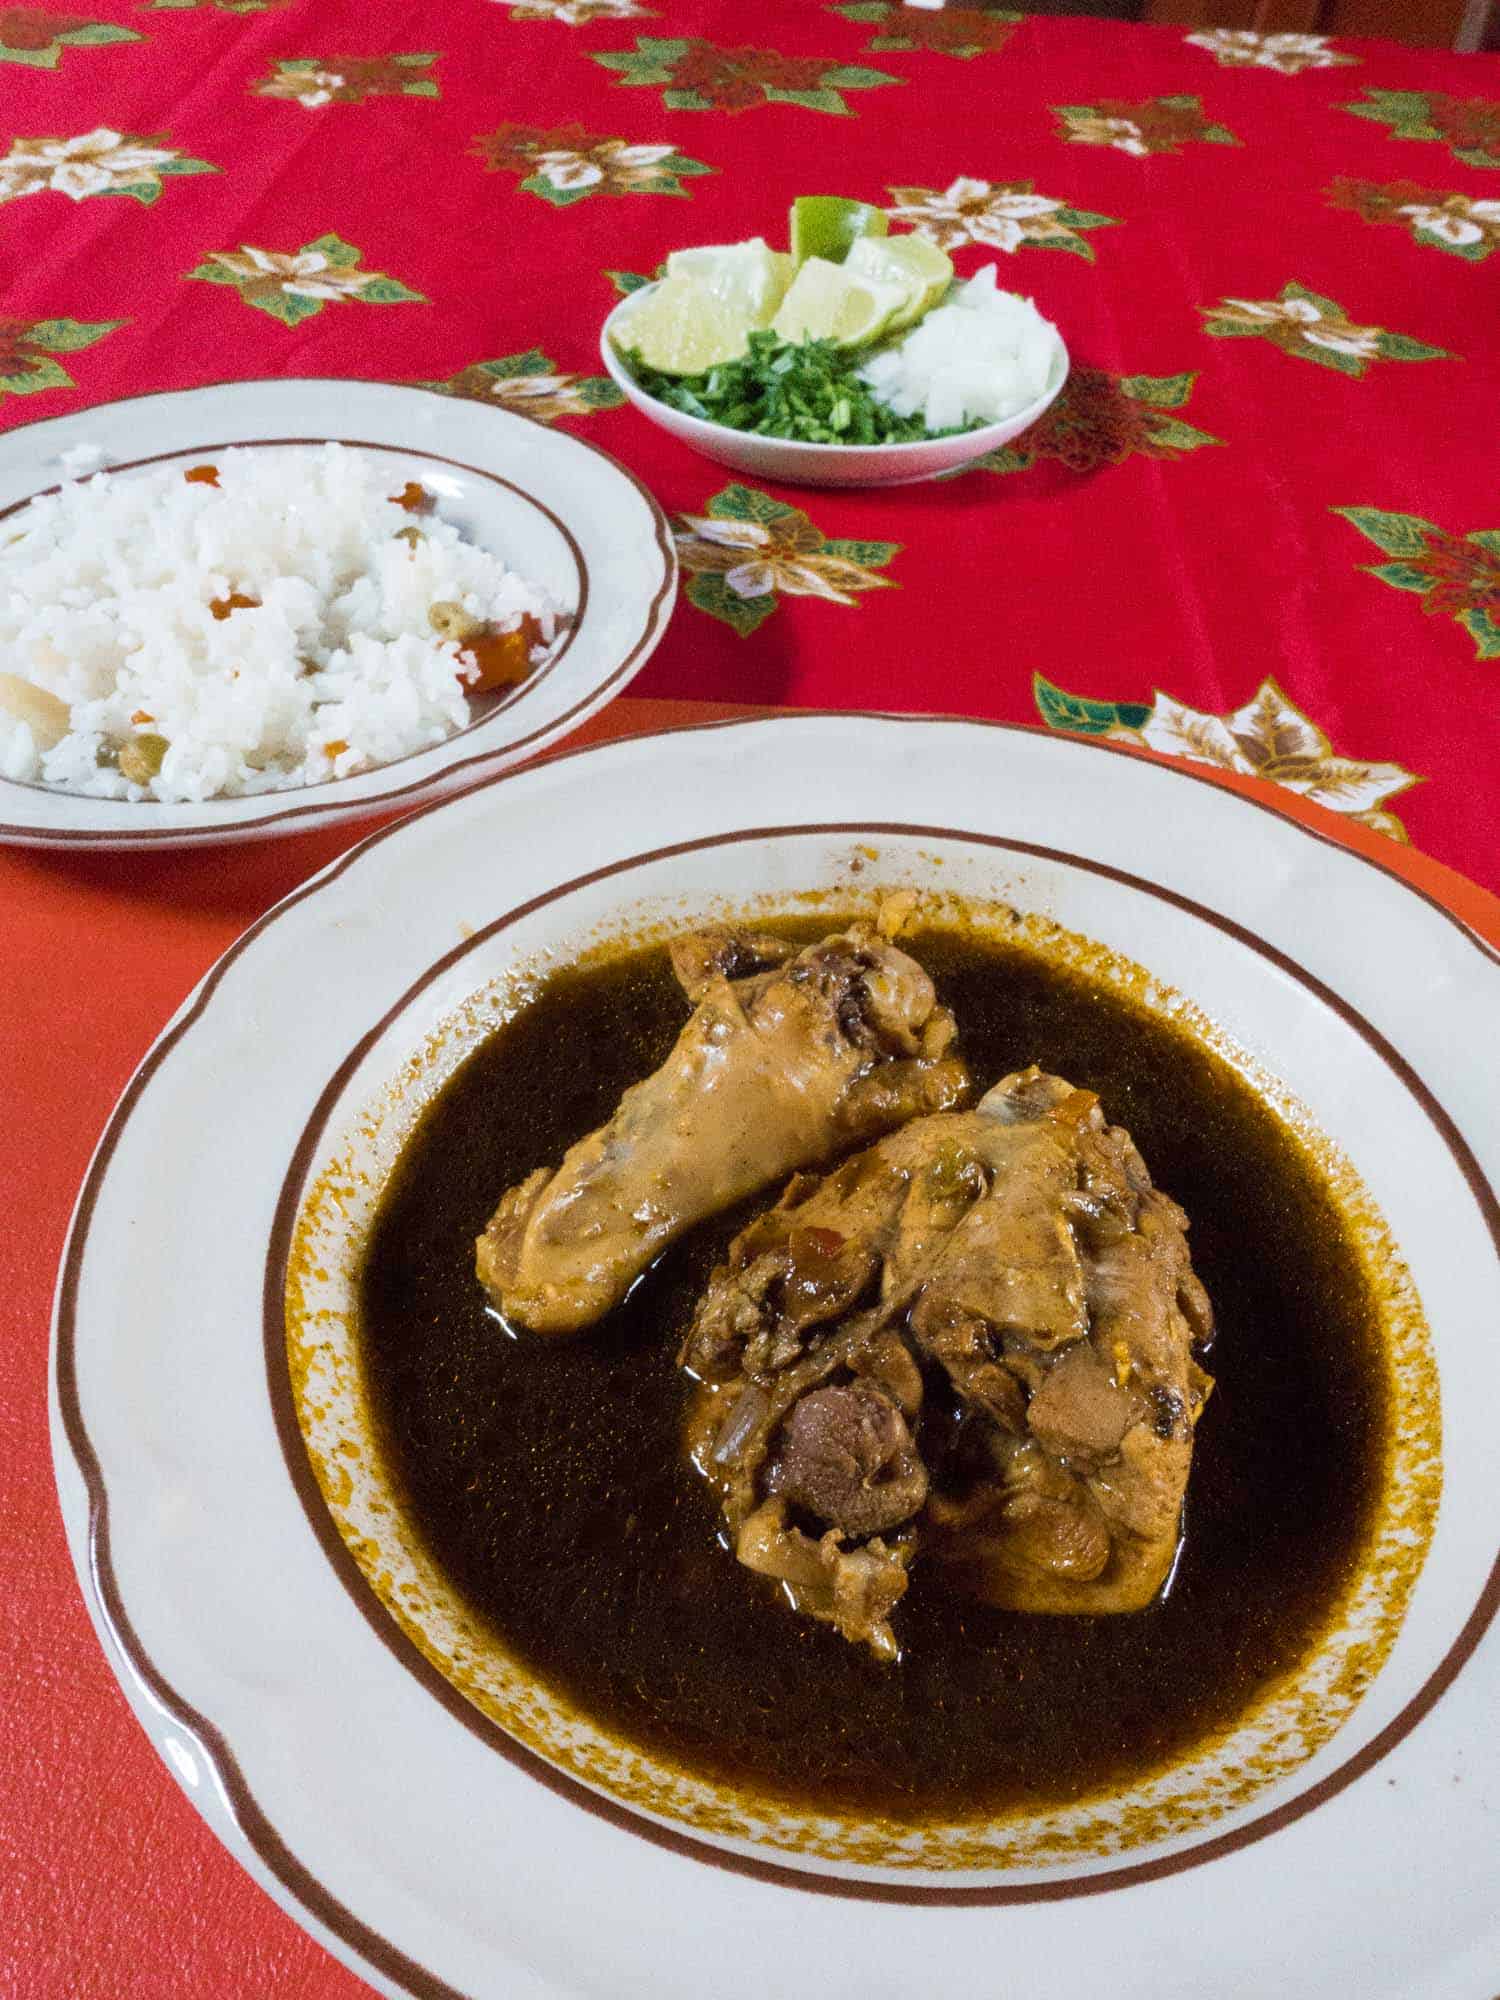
[52,1408,471,2000]
[0,382,674,845]
[51,747,1499,1997]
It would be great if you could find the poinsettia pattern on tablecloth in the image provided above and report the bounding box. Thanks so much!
[1345,90,1500,172]
[143,0,287,10]
[1201,281,1450,377]
[0,0,1493,888]
[829,3,1019,61]
[0,313,123,398]
[1326,178,1500,260]
[497,0,654,22]
[1185,30,1357,74]
[1034,676,1421,840]
[254,55,441,108]
[591,36,901,115]
[1337,507,1500,660]
[0,9,139,67]
[675,483,899,635]
[415,347,623,418]
[0,128,214,205]
[185,235,425,324]
[473,122,714,203]
[887,176,1116,258]
[973,370,1219,474]
[1053,95,1239,157]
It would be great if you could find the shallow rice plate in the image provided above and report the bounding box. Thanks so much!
[53,716,1500,2000]
[0,379,675,848]
[1,442,569,802]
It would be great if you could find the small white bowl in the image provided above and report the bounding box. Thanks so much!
[600,285,1069,489]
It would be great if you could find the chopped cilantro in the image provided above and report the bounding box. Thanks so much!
[617,330,976,446]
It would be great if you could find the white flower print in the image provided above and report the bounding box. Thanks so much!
[533,138,673,193]
[675,511,894,607]
[1186,29,1356,73]
[1398,204,1478,248]
[499,0,651,21]
[1202,284,1445,377]
[1045,678,1419,839]
[0,127,190,203]
[888,177,1080,255]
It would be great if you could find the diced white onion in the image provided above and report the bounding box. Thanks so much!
[860,266,1063,432]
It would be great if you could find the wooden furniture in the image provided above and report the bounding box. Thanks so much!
[1143,0,1491,51]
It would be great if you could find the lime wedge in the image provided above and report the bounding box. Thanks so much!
[844,233,953,330]
[615,275,753,375]
[664,237,793,328]
[770,256,907,350]
[790,196,888,268]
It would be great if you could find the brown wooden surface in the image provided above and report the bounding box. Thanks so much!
[1143,0,1476,42]
[1144,0,1316,26]
[1325,0,1474,42]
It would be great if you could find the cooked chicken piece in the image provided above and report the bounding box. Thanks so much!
[682,1065,1214,1649]
[921,1082,1214,1613]
[764,1381,929,1538]
[476,924,968,1334]
[666,925,799,1002]
[685,1310,898,1528]
[735,1498,914,1663]
[681,1081,1087,1385]
[926,1438,1113,1589]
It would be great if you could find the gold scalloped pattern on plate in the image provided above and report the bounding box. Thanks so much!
[283,875,1440,1874]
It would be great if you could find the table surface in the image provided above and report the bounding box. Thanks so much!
[3,1,1498,1993]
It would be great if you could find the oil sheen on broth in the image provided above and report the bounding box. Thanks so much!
[358,923,1389,1820]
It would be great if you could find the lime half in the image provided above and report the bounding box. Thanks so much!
[770,256,908,350]
[616,275,753,374]
[844,233,953,330]
[664,238,793,328]
[790,195,888,267]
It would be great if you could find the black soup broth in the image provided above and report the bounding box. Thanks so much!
[357,923,1389,1820]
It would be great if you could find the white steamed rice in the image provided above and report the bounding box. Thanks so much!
[0,442,565,803]
[860,265,1062,434]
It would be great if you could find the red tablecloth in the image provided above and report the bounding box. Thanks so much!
[3,1,1499,1992]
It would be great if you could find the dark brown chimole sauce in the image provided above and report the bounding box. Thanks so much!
[358,921,1390,1820]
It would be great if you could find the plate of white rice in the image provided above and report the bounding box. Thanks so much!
[0,379,676,847]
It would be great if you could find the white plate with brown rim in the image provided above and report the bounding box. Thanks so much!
[0,378,675,849]
[51,715,1500,2000]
